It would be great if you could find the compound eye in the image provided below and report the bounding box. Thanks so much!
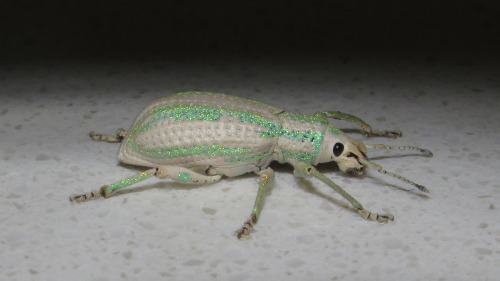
[333,142,344,157]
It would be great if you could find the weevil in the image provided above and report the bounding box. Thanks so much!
[70,91,433,238]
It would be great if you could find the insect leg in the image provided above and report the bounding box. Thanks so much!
[70,166,222,203]
[70,169,156,203]
[89,128,128,143]
[235,167,275,239]
[293,162,394,223]
[154,165,222,184]
[314,111,402,139]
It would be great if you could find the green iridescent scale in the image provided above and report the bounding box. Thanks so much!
[279,112,328,125]
[145,104,282,137]
[106,171,155,195]
[276,113,326,163]
[278,129,324,163]
[127,141,254,160]
[149,105,223,123]
[176,172,192,182]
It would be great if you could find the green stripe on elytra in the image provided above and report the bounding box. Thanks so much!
[274,113,327,162]
[145,105,281,137]
[279,131,324,163]
[127,143,252,159]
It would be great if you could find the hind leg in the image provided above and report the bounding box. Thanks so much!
[70,166,222,203]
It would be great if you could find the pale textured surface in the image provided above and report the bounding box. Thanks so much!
[1,55,499,281]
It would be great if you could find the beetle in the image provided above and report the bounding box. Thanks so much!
[70,91,433,238]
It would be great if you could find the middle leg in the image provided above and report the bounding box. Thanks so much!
[235,167,275,239]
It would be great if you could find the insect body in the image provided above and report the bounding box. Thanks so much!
[70,92,433,238]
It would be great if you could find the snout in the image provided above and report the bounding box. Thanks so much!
[345,166,365,176]
[343,152,366,175]
[338,160,366,176]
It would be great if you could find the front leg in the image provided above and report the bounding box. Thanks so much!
[314,111,402,139]
[291,161,394,224]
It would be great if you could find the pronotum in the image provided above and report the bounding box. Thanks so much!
[70,92,433,238]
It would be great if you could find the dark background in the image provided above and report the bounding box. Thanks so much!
[1,0,499,63]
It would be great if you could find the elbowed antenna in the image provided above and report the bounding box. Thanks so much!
[363,143,433,192]
[365,144,433,157]
[358,158,430,193]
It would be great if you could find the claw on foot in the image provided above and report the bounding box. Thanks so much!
[69,193,92,203]
[89,131,102,142]
[235,214,257,239]
[235,227,251,239]
[386,130,402,139]
[69,187,106,203]
[358,208,394,224]
[89,129,126,143]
